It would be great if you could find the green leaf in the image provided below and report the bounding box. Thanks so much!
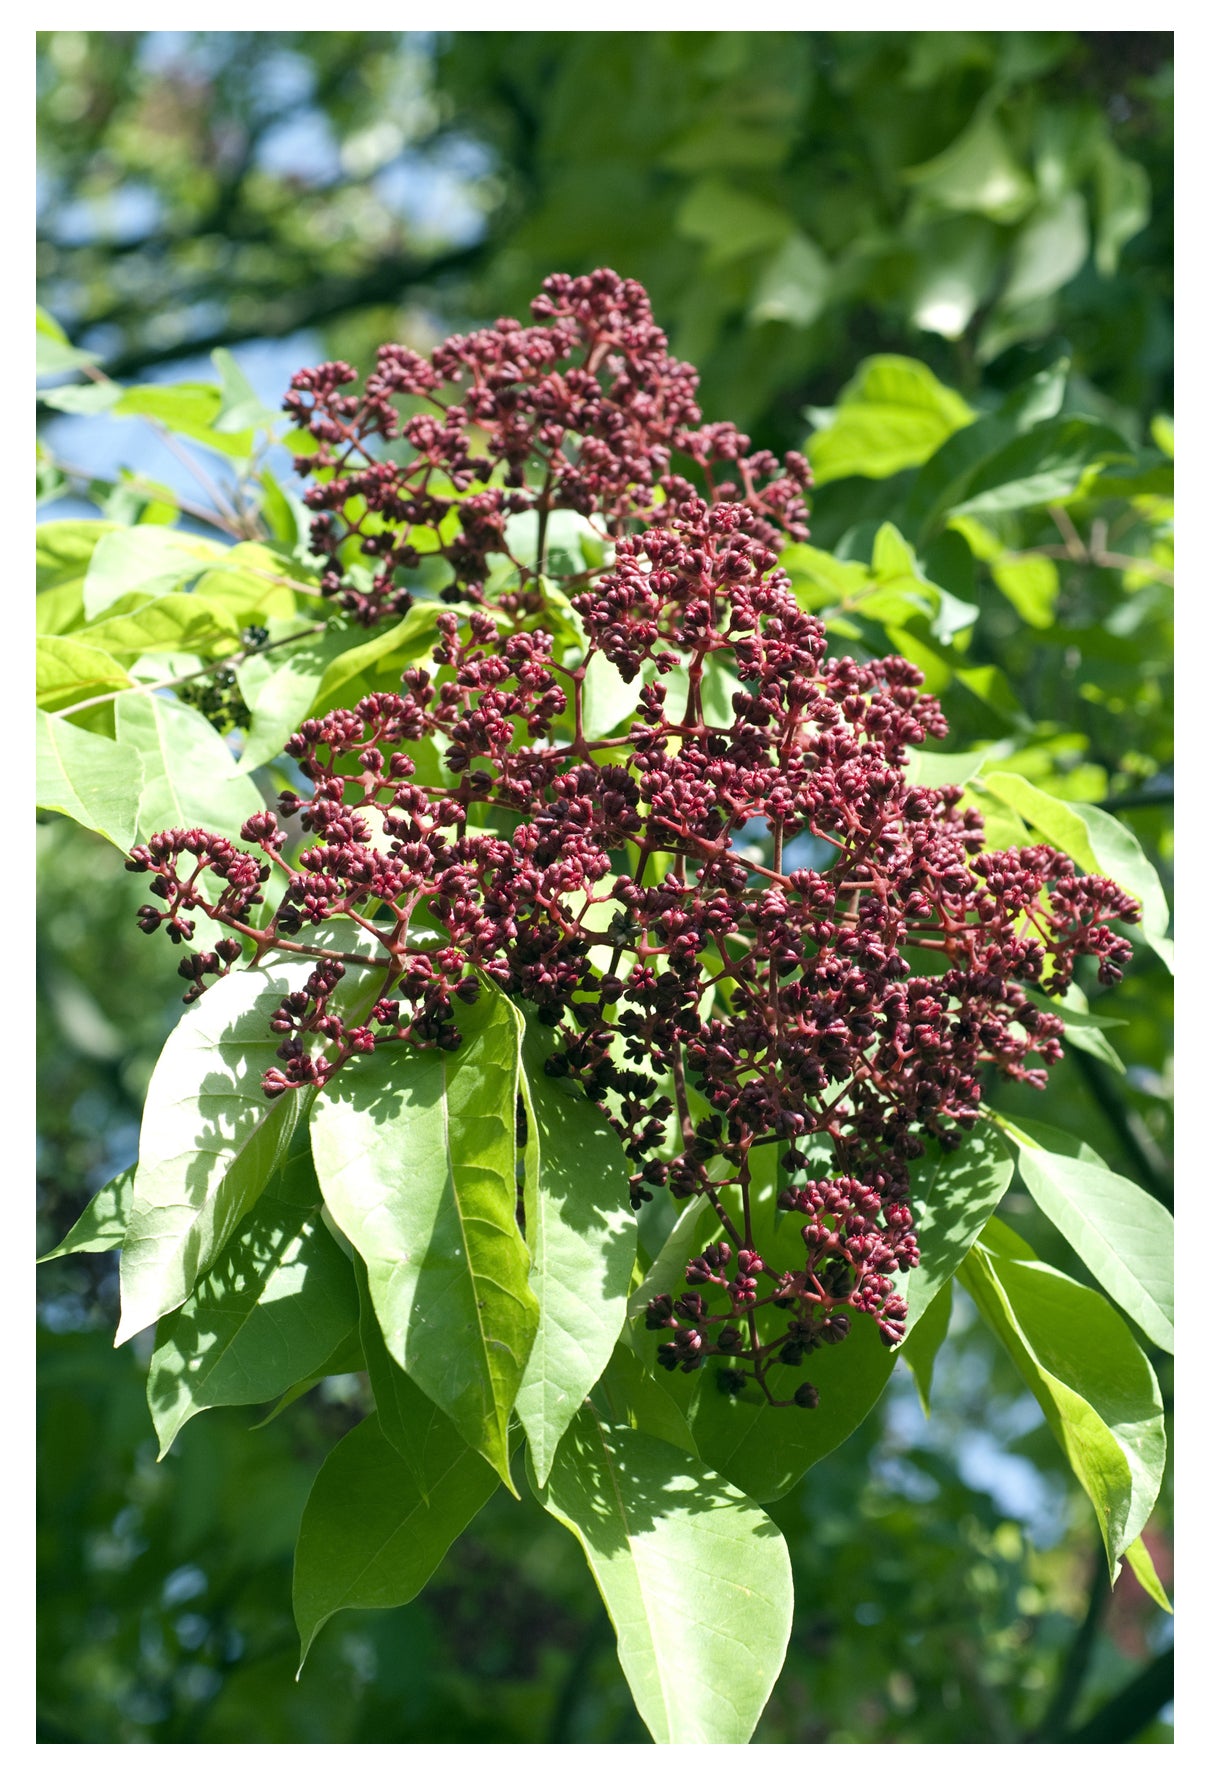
[36,321,102,379]
[37,520,117,591]
[36,306,68,343]
[807,356,974,485]
[113,691,264,842]
[1026,987,1126,1074]
[254,1328,366,1427]
[901,1279,952,1416]
[902,107,1035,222]
[293,1412,498,1667]
[82,527,231,620]
[676,177,792,265]
[960,1216,1166,1573]
[311,604,445,713]
[997,1115,1174,1354]
[38,1167,133,1262]
[980,772,1172,970]
[36,636,132,712]
[38,381,123,415]
[212,347,280,433]
[310,989,539,1491]
[117,946,381,1343]
[235,629,354,773]
[1124,1535,1172,1614]
[903,745,996,790]
[36,710,144,852]
[191,541,308,626]
[515,1016,636,1485]
[1000,192,1089,307]
[950,418,1130,518]
[1094,139,1150,275]
[535,1408,792,1744]
[76,592,241,660]
[748,231,830,328]
[354,1257,448,1496]
[598,1344,697,1457]
[147,1193,361,1454]
[902,1123,1015,1330]
[579,649,649,741]
[114,382,255,459]
[990,554,1061,628]
[689,1308,896,1505]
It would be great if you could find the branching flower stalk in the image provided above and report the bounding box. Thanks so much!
[126,271,1140,1410]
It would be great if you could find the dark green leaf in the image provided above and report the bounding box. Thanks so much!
[293,1412,498,1666]
[902,1123,1015,1329]
[900,1279,952,1417]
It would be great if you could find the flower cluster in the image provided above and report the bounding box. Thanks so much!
[128,273,1140,1409]
[284,267,810,625]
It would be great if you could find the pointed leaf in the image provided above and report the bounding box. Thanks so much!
[147,1192,360,1453]
[38,1167,133,1262]
[998,1115,1174,1353]
[1124,1535,1172,1614]
[901,1279,953,1416]
[310,990,539,1490]
[36,710,144,852]
[515,1016,636,1485]
[960,1216,1165,1572]
[118,946,382,1343]
[535,1408,792,1745]
[255,1328,366,1427]
[293,1412,498,1666]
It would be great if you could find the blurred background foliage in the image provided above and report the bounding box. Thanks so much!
[37,29,1173,1744]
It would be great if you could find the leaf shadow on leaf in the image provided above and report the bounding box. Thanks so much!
[146,1194,358,1453]
[555,1411,784,1543]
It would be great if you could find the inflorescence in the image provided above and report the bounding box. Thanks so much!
[127,270,1140,1409]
